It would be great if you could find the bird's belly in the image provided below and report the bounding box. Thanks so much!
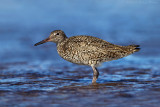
[59,52,104,66]
[57,45,105,66]
[60,54,88,65]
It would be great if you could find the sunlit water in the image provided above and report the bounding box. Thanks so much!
[0,0,160,106]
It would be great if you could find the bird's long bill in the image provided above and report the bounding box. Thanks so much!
[34,38,50,46]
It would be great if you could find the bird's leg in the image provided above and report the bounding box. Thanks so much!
[91,65,99,84]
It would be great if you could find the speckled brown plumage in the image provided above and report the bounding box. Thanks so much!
[34,30,140,84]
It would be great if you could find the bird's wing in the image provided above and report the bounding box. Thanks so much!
[64,36,126,60]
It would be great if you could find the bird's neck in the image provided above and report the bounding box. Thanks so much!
[56,37,68,45]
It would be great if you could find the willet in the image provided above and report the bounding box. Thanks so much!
[34,30,140,84]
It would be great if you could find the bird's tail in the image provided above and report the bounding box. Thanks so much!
[126,45,140,53]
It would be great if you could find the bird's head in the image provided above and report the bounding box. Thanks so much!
[34,30,67,46]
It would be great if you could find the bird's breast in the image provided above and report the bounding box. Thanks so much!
[57,42,86,65]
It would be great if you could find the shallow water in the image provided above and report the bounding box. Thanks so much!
[0,58,160,106]
[0,0,160,107]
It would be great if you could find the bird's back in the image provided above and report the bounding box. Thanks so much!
[57,35,140,66]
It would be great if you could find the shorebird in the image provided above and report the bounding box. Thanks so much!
[34,30,140,84]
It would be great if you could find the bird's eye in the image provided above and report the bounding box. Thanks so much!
[56,33,59,35]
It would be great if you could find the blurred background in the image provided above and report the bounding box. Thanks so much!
[1,0,160,63]
[0,0,160,106]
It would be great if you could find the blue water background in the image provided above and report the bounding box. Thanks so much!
[0,0,160,63]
